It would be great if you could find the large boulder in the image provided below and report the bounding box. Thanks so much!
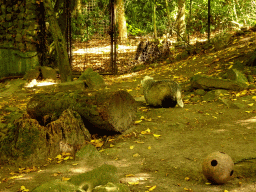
[190,74,248,91]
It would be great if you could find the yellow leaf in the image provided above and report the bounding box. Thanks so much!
[248,103,254,106]
[141,128,151,135]
[148,185,157,191]
[228,65,233,69]
[20,185,30,191]
[148,146,151,149]
[252,96,256,100]
[185,177,190,181]
[72,163,78,166]
[245,111,251,113]
[56,154,62,160]
[130,146,134,149]
[62,177,71,181]
[140,116,145,120]
[224,190,229,192]
[63,156,69,161]
[128,181,139,185]
[133,153,140,157]
[125,174,135,177]
[145,118,152,121]
[110,144,115,147]
[127,89,133,92]
[153,134,161,138]
[134,120,142,124]
[95,142,104,148]
[205,182,212,185]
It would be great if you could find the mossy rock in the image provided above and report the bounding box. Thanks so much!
[32,179,80,192]
[69,164,118,190]
[78,68,105,89]
[93,182,130,192]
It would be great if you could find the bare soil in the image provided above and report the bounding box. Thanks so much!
[1,31,256,192]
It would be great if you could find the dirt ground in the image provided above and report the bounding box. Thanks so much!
[1,31,256,192]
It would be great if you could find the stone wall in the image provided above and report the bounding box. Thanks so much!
[0,0,40,78]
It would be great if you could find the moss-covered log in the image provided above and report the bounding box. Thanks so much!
[27,90,137,134]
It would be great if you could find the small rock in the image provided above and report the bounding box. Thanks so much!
[194,89,206,96]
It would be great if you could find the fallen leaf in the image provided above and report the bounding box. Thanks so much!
[134,120,142,124]
[248,103,254,106]
[125,174,135,177]
[133,153,140,157]
[141,128,151,135]
[148,185,157,191]
[128,181,139,185]
[110,144,115,147]
[62,177,70,181]
[153,134,161,138]
[20,185,29,192]
[130,146,134,149]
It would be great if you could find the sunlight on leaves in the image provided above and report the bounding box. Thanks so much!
[9,175,24,180]
[133,153,140,157]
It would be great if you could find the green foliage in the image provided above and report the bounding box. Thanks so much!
[127,23,146,36]
[54,0,256,40]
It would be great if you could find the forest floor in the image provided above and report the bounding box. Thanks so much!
[1,29,256,192]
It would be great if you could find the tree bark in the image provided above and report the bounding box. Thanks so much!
[44,0,73,82]
[176,0,186,42]
[27,90,137,134]
[116,0,128,42]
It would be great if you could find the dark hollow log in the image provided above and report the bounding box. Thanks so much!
[27,90,137,134]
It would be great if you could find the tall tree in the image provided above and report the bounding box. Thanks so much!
[116,0,128,41]
[176,0,186,42]
[153,0,157,39]
[44,0,72,82]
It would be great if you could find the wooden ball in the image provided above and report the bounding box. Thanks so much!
[202,151,234,184]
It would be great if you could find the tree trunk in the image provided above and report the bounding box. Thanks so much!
[153,1,157,39]
[44,0,73,82]
[116,0,128,42]
[176,0,186,42]
[27,90,137,134]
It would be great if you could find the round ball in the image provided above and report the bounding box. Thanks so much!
[202,151,234,184]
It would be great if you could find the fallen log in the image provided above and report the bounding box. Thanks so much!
[27,90,137,134]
